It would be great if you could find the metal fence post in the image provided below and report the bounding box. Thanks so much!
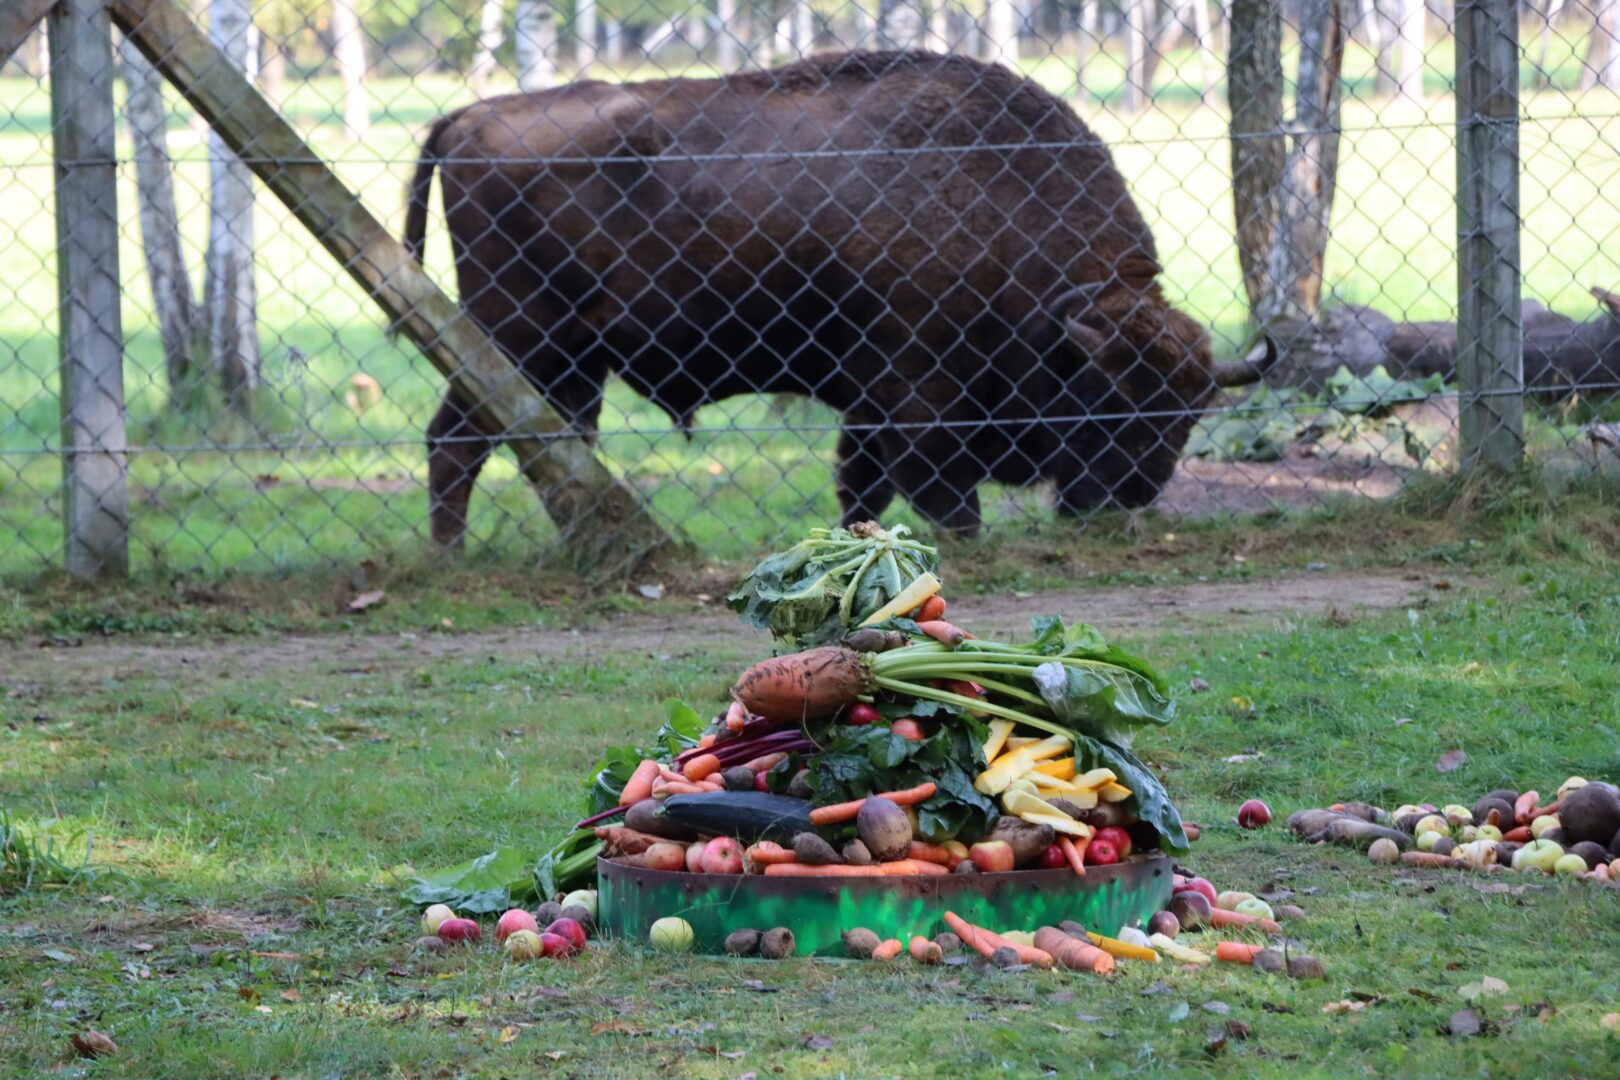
[1454,0,1523,472]
[49,0,129,577]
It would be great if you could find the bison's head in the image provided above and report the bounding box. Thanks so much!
[1044,282,1277,512]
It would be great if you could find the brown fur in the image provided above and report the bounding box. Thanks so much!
[406,51,1233,542]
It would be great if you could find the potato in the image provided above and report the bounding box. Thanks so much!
[984,817,1055,867]
[724,929,762,956]
[792,832,841,865]
[988,946,1021,969]
[841,840,873,866]
[722,766,757,792]
[760,927,795,960]
[933,932,963,955]
[855,797,912,862]
[841,927,881,958]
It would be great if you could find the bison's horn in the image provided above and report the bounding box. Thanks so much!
[1050,282,1111,359]
[1212,334,1280,387]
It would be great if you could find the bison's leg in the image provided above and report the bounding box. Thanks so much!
[427,392,494,548]
[890,431,983,535]
[835,425,896,524]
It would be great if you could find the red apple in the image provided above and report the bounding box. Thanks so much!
[1039,844,1068,870]
[700,837,744,874]
[685,840,708,873]
[538,931,572,958]
[545,917,587,952]
[846,703,880,726]
[969,840,1015,873]
[1085,838,1120,866]
[1174,876,1218,906]
[1236,799,1273,829]
[436,917,481,943]
[642,842,688,872]
[495,908,539,944]
[1092,826,1132,858]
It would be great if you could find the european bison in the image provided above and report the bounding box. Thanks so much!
[404,50,1274,542]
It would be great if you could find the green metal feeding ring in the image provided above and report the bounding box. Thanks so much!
[598,855,1174,957]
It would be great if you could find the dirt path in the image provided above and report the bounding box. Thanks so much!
[2,571,1450,687]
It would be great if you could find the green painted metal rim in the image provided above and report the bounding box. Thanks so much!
[598,855,1174,957]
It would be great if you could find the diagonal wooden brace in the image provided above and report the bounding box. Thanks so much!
[104,0,675,563]
[0,0,56,68]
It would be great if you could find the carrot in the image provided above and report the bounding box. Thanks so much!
[908,841,954,866]
[890,718,925,741]
[697,779,724,792]
[871,938,903,961]
[1215,942,1265,965]
[1400,851,1458,868]
[1514,790,1540,825]
[1207,908,1282,934]
[941,912,1055,969]
[697,733,717,750]
[1085,932,1159,963]
[916,620,966,647]
[908,936,944,964]
[745,841,798,868]
[732,646,874,720]
[741,751,788,774]
[761,859,946,877]
[662,780,706,796]
[808,782,939,826]
[1057,835,1087,878]
[682,753,722,782]
[1501,825,1532,843]
[724,701,747,734]
[658,765,684,783]
[592,826,667,855]
[1033,926,1114,973]
[619,759,661,806]
[651,777,669,798]
[1531,798,1563,819]
[913,595,947,623]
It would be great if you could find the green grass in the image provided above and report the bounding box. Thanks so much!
[2,43,1619,579]
[2,528,1619,1075]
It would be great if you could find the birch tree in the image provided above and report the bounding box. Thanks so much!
[1583,0,1620,90]
[575,0,597,72]
[330,0,369,138]
[515,0,557,90]
[470,0,505,90]
[984,0,1017,62]
[1393,0,1424,102]
[120,36,196,398]
[881,0,924,47]
[204,0,260,406]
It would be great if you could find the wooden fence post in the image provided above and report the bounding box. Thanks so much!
[108,0,675,564]
[1455,0,1523,471]
[50,0,129,578]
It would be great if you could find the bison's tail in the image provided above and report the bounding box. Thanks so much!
[403,114,455,267]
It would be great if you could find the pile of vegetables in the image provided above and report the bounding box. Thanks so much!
[1291,774,1620,881]
[555,522,1188,898]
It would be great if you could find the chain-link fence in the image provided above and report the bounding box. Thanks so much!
[2,0,1617,580]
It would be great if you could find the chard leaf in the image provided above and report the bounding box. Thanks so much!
[401,845,538,913]
[1065,732,1189,855]
[1031,659,1175,747]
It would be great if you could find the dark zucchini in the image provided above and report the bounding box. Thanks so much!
[659,792,816,843]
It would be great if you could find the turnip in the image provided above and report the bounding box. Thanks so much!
[421,904,457,935]
[700,837,744,874]
[502,929,545,960]
[496,909,540,944]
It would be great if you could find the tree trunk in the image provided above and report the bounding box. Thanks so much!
[1227,0,1285,316]
[1123,0,1149,111]
[1191,0,1217,101]
[120,35,197,398]
[330,0,368,138]
[1076,0,1097,96]
[928,0,949,50]
[687,9,709,54]
[204,0,259,407]
[575,0,596,72]
[797,1,815,54]
[514,0,555,89]
[985,0,1017,62]
[881,0,924,46]
[1393,0,1424,101]
[1532,0,1564,87]
[470,0,504,89]
[1583,0,1620,89]
[1260,0,1344,321]
[717,0,738,68]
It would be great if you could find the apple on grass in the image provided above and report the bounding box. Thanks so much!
[539,932,572,958]
[1511,839,1565,873]
[496,909,540,944]
[436,918,481,943]
[503,929,545,960]
[1236,800,1272,829]
[545,917,587,952]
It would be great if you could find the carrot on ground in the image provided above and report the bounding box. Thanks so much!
[683,753,722,782]
[1033,927,1114,973]
[1057,835,1087,877]
[913,595,947,623]
[1215,942,1265,964]
[1085,932,1158,962]
[909,936,944,964]
[808,782,939,826]
[1501,825,1532,843]
[871,939,903,960]
[916,620,966,647]
[1514,790,1539,825]
[1207,907,1282,934]
[941,912,1055,968]
[619,759,661,806]
[724,701,747,734]
[1399,851,1457,868]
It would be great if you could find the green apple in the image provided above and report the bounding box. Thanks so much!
[1443,804,1473,827]
[1557,776,1588,799]
[1530,814,1561,839]
[1415,814,1450,837]
[1234,898,1275,921]
[1216,891,1256,911]
[421,904,456,935]
[1510,838,1564,873]
[1393,804,1425,818]
[1417,830,1447,852]
[1553,853,1587,876]
[1475,824,1502,842]
[649,916,694,952]
[1453,840,1497,868]
[1459,825,1480,843]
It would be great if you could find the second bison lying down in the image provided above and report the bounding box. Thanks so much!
[405,50,1273,542]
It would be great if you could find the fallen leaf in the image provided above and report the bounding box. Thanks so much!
[1189,678,1211,693]
[1448,1008,1481,1037]
[42,948,76,963]
[1394,716,1414,727]
[1204,1032,1228,1057]
[1140,980,1172,997]
[348,590,386,613]
[636,583,664,600]
[1322,1000,1367,1014]
[1225,1020,1252,1040]
[1459,976,1508,1000]
[250,952,304,961]
[1407,988,1444,1002]
[279,989,302,1003]
[741,980,777,993]
[1167,1002,1191,1022]
[130,942,154,953]
[1202,1001,1230,1015]
[238,987,259,1002]
[543,1050,565,1060]
[70,1030,118,1059]
[254,1005,273,1014]
[801,1033,834,1051]
[589,1020,647,1036]
[498,1025,519,1045]
[1600,1012,1620,1032]
[1435,749,1468,773]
